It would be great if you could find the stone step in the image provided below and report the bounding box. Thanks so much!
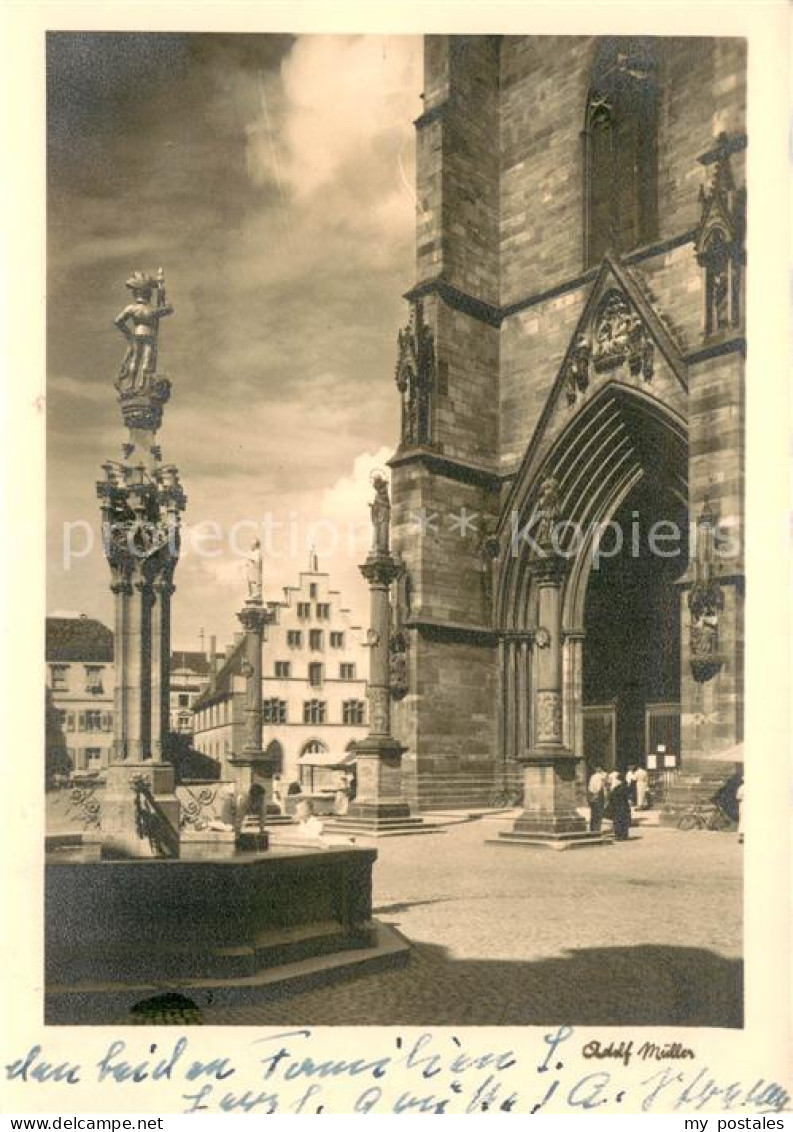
[45,921,410,1025]
[489,830,614,851]
[323,817,442,838]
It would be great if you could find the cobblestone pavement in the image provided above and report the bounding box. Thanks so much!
[197,819,743,1028]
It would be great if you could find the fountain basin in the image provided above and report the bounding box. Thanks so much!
[45,843,408,1023]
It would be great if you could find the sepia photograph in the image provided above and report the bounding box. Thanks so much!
[1,2,788,1116]
[40,27,753,1031]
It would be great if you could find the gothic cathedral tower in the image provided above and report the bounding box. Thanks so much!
[389,36,746,812]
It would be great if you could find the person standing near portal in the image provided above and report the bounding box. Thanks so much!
[736,778,744,844]
[626,765,638,807]
[605,772,632,840]
[588,765,607,833]
[634,763,649,810]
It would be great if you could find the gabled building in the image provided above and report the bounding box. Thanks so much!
[192,555,368,791]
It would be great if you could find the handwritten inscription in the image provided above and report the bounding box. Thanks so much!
[4,1028,790,1115]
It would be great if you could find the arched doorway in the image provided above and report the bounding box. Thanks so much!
[582,478,687,776]
[496,383,688,814]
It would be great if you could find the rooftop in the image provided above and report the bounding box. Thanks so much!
[46,616,114,663]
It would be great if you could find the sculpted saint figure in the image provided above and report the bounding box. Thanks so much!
[245,539,263,600]
[534,476,561,548]
[114,269,173,395]
[370,473,391,555]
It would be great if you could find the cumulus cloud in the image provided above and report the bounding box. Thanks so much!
[47,33,421,647]
[248,36,422,203]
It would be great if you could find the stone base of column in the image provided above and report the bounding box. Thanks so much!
[325,740,437,838]
[493,751,612,851]
[100,762,180,859]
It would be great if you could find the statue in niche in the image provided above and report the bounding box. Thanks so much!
[395,301,435,447]
[389,632,409,701]
[478,522,500,613]
[533,476,561,549]
[565,333,592,405]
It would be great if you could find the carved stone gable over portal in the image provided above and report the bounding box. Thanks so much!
[563,282,659,408]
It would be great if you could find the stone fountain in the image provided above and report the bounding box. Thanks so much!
[44,271,407,1023]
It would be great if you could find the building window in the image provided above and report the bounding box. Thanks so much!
[78,710,103,733]
[287,629,303,647]
[297,602,311,620]
[316,603,330,620]
[340,663,356,680]
[343,700,366,726]
[309,629,324,651]
[308,662,323,688]
[177,712,192,734]
[330,631,344,648]
[178,693,190,708]
[85,748,102,770]
[303,700,326,725]
[50,665,69,691]
[274,661,291,679]
[84,665,104,694]
[101,712,113,732]
[65,711,76,732]
[584,38,659,267]
[263,698,288,724]
[309,583,318,599]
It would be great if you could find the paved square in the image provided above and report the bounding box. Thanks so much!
[199,819,742,1027]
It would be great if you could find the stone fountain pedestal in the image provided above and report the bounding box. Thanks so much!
[45,843,408,1024]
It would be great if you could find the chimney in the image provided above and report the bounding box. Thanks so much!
[209,634,218,676]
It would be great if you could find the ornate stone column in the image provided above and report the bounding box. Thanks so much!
[332,475,427,836]
[497,477,609,849]
[97,270,185,859]
[231,595,273,818]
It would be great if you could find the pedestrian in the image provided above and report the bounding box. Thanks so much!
[634,763,649,809]
[605,772,632,840]
[588,765,607,833]
[736,778,744,844]
[294,798,324,840]
[625,765,638,807]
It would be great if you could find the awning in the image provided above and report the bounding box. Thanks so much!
[297,748,357,768]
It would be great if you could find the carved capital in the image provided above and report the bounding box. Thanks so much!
[360,553,401,589]
[237,604,271,634]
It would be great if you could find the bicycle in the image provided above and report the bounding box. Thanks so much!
[677,801,732,831]
[488,788,523,810]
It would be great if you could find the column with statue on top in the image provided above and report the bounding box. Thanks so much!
[329,472,428,837]
[230,539,277,849]
[97,268,185,858]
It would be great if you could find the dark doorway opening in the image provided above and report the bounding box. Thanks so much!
[583,479,687,773]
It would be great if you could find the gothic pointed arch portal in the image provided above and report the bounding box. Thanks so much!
[495,382,688,800]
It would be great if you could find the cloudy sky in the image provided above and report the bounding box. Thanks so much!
[47,32,423,649]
